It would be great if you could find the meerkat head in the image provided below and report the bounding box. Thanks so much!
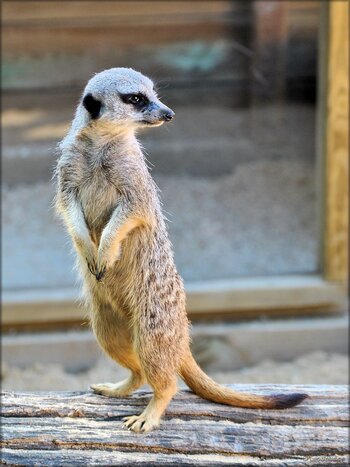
[80,68,174,131]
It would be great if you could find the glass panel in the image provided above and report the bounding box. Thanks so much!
[2,1,321,290]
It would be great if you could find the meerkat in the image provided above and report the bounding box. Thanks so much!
[55,68,307,433]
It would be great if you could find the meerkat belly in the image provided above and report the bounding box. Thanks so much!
[79,172,119,241]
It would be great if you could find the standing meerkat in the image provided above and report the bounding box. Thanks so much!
[55,68,307,433]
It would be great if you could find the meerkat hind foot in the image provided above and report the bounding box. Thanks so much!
[122,383,176,433]
[91,379,136,398]
[123,413,160,433]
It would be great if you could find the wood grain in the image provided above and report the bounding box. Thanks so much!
[2,1,233,23]
[1,385,348,466]
[324,1,349,283]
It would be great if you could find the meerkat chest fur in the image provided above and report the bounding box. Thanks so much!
[58,123,181,311]
[76,131,148,240]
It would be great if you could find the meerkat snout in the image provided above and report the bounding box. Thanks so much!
[79,67,174,129]
[161,109,175,121]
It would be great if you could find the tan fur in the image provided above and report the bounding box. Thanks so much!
[55,68,307,433]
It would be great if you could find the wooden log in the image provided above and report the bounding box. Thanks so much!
[1,385,348,466]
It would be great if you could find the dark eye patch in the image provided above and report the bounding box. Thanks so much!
[119,93,149,110]
[82,93,102,119]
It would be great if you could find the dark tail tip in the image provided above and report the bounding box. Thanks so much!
[270,392,308,409]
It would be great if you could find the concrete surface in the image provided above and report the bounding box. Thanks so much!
[2,315,348,372]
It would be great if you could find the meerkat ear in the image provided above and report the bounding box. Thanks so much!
[83,93,102,119]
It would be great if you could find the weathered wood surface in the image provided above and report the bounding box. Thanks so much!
[1,385,349,466]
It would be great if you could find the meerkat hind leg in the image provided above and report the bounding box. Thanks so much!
[91,371,143,397]
[90,305,144,397]
[123,378,177,433]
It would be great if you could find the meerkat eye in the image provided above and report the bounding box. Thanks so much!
[120,93,148,109]
[128,95,140,104]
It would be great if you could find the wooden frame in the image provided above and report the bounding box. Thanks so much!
[324,0,349,283]
[2,1,348,330]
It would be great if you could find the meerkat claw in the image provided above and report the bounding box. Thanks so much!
[96,266,106,281]
[86,259,97,276]
[122,414,159,433]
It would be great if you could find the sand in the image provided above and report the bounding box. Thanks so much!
[158,158,317,281]
[2,351,347,392]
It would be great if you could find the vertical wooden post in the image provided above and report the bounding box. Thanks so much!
[324,1,349,283]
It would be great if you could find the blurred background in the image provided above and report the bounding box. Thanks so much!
[2,1,348,391]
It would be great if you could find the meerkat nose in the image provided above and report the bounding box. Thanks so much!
[162,110,175,121]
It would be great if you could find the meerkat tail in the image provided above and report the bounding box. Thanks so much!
[180,352,308,409]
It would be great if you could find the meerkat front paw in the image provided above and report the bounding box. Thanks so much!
[95,256,107,281]
[86,257,106,281]
[86,258,98,276]
[85,253,106,281]
[95,264,107,282]
[74,239,98,278]
[96,245,121,280]
[77,241,106,281]
[84,248,99,278]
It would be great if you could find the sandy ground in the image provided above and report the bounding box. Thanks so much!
[2,351,348,392]
[158,158,317,281]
